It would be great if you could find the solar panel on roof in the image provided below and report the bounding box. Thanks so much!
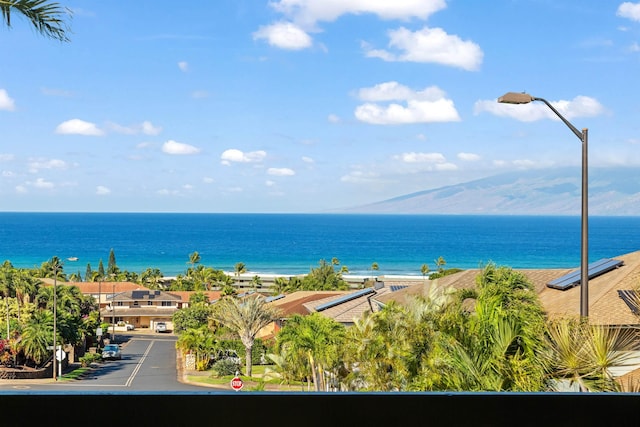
[314,287,374,311]
[265,294,285,303]
[390,285,409,292]
[546,258,624,290]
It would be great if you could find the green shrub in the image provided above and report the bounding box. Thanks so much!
[79,352,102,367]
[210,359,241,377]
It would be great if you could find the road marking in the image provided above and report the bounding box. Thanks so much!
[125,341,154,387]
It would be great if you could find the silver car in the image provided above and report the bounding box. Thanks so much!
[155,322,167,333]
[101,344,122,360]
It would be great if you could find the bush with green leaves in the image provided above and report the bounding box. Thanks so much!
[210,358,242,377]
[79,352,102,367]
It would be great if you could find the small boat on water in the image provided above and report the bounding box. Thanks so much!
[67,257,79,262]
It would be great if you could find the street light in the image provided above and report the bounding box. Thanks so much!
[112,282,116,344]
[498,92,589,317]
[50,257,63,380]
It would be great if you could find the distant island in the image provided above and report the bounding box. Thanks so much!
[337,166,640,216]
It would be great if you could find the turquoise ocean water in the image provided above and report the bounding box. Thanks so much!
[1,212,639,277]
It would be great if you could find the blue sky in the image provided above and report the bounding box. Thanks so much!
[1,0,640,213]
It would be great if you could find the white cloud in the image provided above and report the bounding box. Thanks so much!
[107,120,162,135]
[357,81,446,102]
[32,178,54,189]
[267,167,296,176]
[141,121,162,135]
[364,26,483,71]
[340,169,384,184]
[220,149,267,164]
[96,185,111,195]
[55,119,104,136]
[253,22,312,50]
[0,89,16,111]
[202,177,214,184]
[0,154,14,162]
[15,185,27,193]
[28,158,69,173]
[178,61,189,72]
[395,152,446,163]
[617,2,640,21]
[474,95,605,122]
[270,0,446,26]
[2,170,15,177]
[458,152,481,161]
[265,180,276,187]
[162,140,201,155]
[354,82,460,125]
[302,156,314,163]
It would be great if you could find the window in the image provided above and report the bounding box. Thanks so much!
[161,301,172,307]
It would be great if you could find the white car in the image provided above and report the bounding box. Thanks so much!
[155,322,167,333]
[125,323,134,331]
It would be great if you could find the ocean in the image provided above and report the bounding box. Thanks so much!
[1,212,639,278]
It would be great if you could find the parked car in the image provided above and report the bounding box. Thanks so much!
[155,322,167,333]
[102,344,122,360]
[117,321,135,331]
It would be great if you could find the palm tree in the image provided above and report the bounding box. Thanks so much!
[421,263,429,281]
[17,310,53,366]
[1,0,72,42]
[233,262,246,288]
[188,251,201,270]
[275,312,346,391]
[209,294,281,377]
[175,326,216,370]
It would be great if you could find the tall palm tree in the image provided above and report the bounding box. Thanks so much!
[188,251,201,270]
[421,263,429,281]
[233,262,246,288]
[210,294,281,377]
[1,0,71,42]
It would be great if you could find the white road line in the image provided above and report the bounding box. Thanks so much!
[125,341,154,387]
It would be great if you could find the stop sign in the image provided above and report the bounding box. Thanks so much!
[230,376,244,391]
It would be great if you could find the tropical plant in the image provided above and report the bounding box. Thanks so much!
[541,317,636,392]
[188,251,201,269]
[0,0,71,42]
[299,259,349,291]
[175,325,217,371]
[421,263,429,280]
[209,295,281,377]
[275,313,346,391]
[233,262,246,287]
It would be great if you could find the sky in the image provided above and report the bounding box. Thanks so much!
[1,0,640,213]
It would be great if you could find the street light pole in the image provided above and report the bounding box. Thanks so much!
[498,92,589,317]
[50,258,63,381]
[112,282,116,344]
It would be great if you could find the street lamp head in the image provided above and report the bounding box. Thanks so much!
[498,92,534,104]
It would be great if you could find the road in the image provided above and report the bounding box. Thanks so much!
[0,332,220,393]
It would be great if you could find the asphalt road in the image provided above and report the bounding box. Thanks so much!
[0,332,218,393]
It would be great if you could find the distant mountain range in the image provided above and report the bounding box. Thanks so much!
[339,167,640,215]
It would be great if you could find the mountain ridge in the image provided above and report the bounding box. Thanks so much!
[338,167,640,216]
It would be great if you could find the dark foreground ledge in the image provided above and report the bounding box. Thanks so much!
[2,391,639,426]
